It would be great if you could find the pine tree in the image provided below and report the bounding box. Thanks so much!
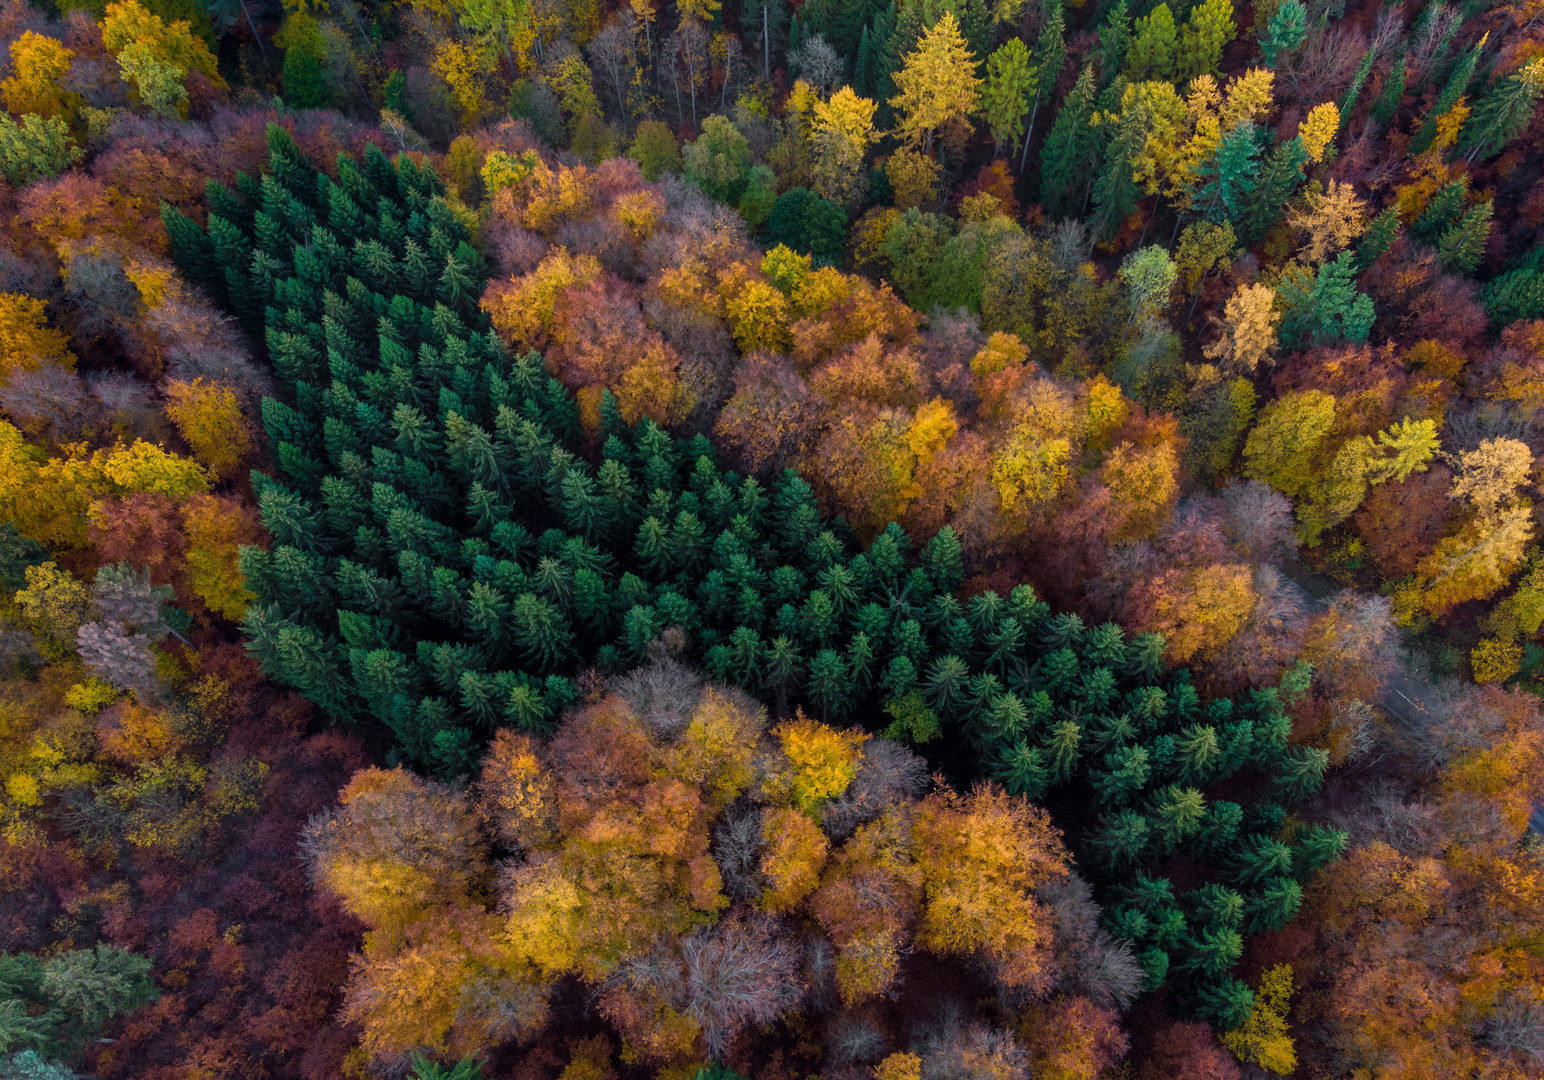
[1174,724,1221,785]
[1461,58,1544,162]
[1021,0,1067,170]
[1410,34,1487,155]
[1152,785,1206,850]
[1288,823,1347,881]
[1097,0,1130,86]
[1338,42,1376,127]
[1240,134,1307,243]
[871,1,903,125]
[1199,976,1255,1028]
[1436,198,1493,276]
[1231,834,1293,885]
[1182,924,1243,979]
[1258,0,1305,69]
[980,38,1035,160]
[765,634,804,711]
[1041,719,1081,782]
[160,202,223,300]
[997,739,1048,799]
[1039,63,1099,218]
[281,45,330,110]
[1272,745,1327,801]
[1094,744,1151,805]
[1193,121,1262,225]
[1371,56,1405,125]
[806,648,852,718]
[1413,175,1469,243]
[1091,810,1151,868]
[1242,877,1302,933]
[1090,98,1148,241]
[1482,258,1544,326]
[1355,205,1400,270]
[854,23,875,94]
[1189,883,1245,927]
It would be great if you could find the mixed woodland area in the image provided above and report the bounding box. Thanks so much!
[2,0,1544,1073]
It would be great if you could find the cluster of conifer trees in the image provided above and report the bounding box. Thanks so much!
[163,123,1347,1028]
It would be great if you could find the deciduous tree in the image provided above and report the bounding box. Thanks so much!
[889,12,981,155]
[911,784,1068,990]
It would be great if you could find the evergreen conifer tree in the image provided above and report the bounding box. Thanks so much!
[1355,204,1400,270]
[1461,58,1544,162]
[1097,0,1130,85]
[1021,0,1067,170]
[1258,0,1305,68]
[1240,134,1307,243]
[1194,121,1262,225]
[1436,199,1493,276]
[1371,56,1405,125]
[1410,34,1486,155]
[1039,63,1100,217]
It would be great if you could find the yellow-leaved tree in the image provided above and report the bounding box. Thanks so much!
[770,712,867,812]
[303,766,490,929]
[0,418,208,549]
[497,690,762,981]
[305,766,549,1060]
[1415,438,1536,618]
[1298,101,1339,162]
[0,32,79,120]
[180,493,265,621]
[100,0,224,83]
[911,783,1068,989]
[0,293,75,379]
[164,378,253,480]
[811,86,880,209]
[100,0,224,118]
[1222,963,1297,1073]
[889,12,982,155]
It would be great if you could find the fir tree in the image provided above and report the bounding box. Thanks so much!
[281,46,330,110]
[160,203,222,300]
[1021,0,1067,170]
[1371,56,1405,125]
[1193,121,1262,226]
[1258,0,1305,69]
[1413,175,1469,244]
[1240,134,1307,243]
[1097,0,1131,87]
[1338,41,1376,127]
[1410,34,1487,155]
[1461,58,1544,162]
[1355,204,1400,271]
[1038,63,1100,218]
[1436,199,1493,276]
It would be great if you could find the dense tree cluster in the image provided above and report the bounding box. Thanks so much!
[159,128,1342,1032]
[300,670,1122,1069]
[3,0,1544,1071]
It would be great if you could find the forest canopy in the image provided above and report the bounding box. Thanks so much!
[2,0,1544,1075]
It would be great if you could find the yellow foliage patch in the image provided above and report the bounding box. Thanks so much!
[773,713,866,812]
